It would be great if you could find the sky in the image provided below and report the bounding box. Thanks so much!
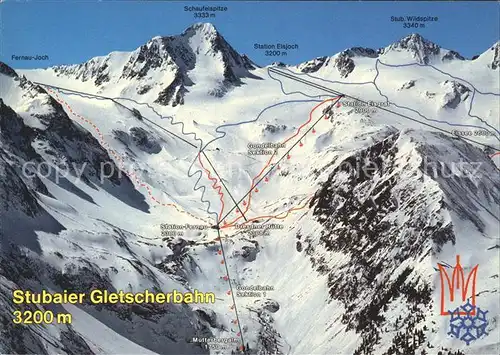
[1,1,499,69]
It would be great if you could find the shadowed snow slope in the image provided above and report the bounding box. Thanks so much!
[1,25,499,355]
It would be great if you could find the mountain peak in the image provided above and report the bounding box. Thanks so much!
[49,22,255,106]
[383,33,464,64]
[397,33,428,45]
[183,22,219,37]
[486,40,500,69]
[388,33,440,61]
[0,61,18,78]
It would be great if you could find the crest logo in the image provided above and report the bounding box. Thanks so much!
[448,300,489,345]
[437,255,478,316]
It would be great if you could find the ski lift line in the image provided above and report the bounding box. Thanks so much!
[115,97,203,142]
[43,86,211,224]
[220,195,313,230]
[187,98,328,225]
[39,82,203,146]
[371,64,500,141]
[269,68,344,97]
[201,151,249,223]
[376,60,500,97]
[222,96,341,227]
[112,98,207,148]
[34,80,329,223]
[32,81,115,100]
[35,81,224,221]
[111,98,221,222]
[216,228,246,349]
[40,83,239,335]
[34,81,199,149]
[284,61,500,138]
[111,100,199,149]
[268,68,500,151]
[218,96,343,225]
[267,68,337,99]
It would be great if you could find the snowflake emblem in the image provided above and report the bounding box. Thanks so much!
[448,299,489,345]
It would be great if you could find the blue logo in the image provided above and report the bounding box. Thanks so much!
[448,299,489,345]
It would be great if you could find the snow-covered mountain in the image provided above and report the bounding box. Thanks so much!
[1,23,499,355]
[36,23,257,106]
[297,33,491,78]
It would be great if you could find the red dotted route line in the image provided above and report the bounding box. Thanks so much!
[197,153,225,221]
[214,231,245,352]
[47,87,247,350]
[222,97,341,228]
[45,87,210,225]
